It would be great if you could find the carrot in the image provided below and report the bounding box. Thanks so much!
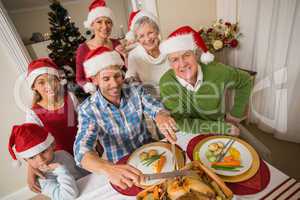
[153,155,166,173]
[223,156,234,162]
[138,190,148,198]
[153,186,160,199]
[211,160,241,167]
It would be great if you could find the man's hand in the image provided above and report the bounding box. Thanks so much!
[227,123,240,136]
[226,113,243,125]
[155,111,177,144]
[103,163,143,190]
[27,165,45,193]
[115,43,128,58]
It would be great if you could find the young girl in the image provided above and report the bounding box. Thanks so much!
[25,58,79,193]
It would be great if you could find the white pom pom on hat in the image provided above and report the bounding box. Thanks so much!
[83,82,97,93]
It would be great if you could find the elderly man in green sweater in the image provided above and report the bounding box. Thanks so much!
[159,26,252,136]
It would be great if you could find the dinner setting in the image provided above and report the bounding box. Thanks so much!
[1,0,300,200]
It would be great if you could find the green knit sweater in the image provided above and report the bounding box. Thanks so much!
[159,61,252,134]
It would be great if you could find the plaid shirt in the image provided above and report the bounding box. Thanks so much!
[74,84,164,165]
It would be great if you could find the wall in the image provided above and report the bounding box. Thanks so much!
[9,0,129,44]
[0,41,33,198]
[156,0,216,38]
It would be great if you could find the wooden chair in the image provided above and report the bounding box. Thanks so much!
[225,67,272,162]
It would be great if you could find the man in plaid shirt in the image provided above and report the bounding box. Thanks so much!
[74,47,177,190]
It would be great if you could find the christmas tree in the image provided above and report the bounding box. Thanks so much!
[47,0,86,81]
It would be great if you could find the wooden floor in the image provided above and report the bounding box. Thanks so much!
[245,123,300,181]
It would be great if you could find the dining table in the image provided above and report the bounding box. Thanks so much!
[76,133,300,200]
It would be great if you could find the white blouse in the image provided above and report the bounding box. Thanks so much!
[126,44,170,89]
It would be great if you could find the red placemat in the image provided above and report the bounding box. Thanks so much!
[226,158,270,195]
[186,134,271,195]
[110,155,143,196]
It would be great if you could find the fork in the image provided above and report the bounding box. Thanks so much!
[216,139,235,162]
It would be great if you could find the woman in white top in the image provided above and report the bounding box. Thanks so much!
[125,10,169,96]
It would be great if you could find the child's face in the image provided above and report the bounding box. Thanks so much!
[25,145,54,170]
[32,74,60,100]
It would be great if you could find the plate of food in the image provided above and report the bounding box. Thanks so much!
[194,136,253,176]
[127,142,185,187]
[136,161,234,200]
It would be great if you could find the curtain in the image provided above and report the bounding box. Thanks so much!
[218,0,300,143]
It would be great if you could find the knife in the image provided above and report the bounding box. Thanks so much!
[171,143,178,170]
[144,169,198,181]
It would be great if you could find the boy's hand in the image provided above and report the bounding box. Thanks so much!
[39,163,61,172]
[47,163,62,171]
[27,165,45,193]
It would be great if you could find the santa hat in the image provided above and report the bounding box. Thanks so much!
[159,26,214,64]
[83,46,124,77]
[125,10,159,41]
[27,58,59,87]
[8,123,54,167]
[84,0,115,29]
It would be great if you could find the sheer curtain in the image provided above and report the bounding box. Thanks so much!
[218,0,300,143]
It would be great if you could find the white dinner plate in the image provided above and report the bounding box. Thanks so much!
[198,138,253,176]
[127,145,175,186]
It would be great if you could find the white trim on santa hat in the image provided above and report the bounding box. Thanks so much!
[17,134,54,159]
[83,51,124,77]
[125,11,158,41]
[83,82,97,93]
[159,33,197,55]
[27,67,59,87]
[84,7,115,29]
[130,11,158,32]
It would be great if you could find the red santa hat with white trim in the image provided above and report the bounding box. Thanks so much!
[125,10,159,41]
[83,46,124,77]
[159,26,214,64]
[8,123,55,167]
[27,58,59,87]
[84,0,115,29]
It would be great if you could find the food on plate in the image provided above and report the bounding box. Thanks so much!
[148,149,158,157]
[152,155,166,173]
[206,142,242,171]
[228,147,240,160]
[137,161,233,200]
[139,150,166,173]
[137,183,167,200]
[167,176,215,200]
[140,152,149,160]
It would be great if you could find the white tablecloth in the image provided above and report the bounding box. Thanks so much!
[76,133,299,200]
